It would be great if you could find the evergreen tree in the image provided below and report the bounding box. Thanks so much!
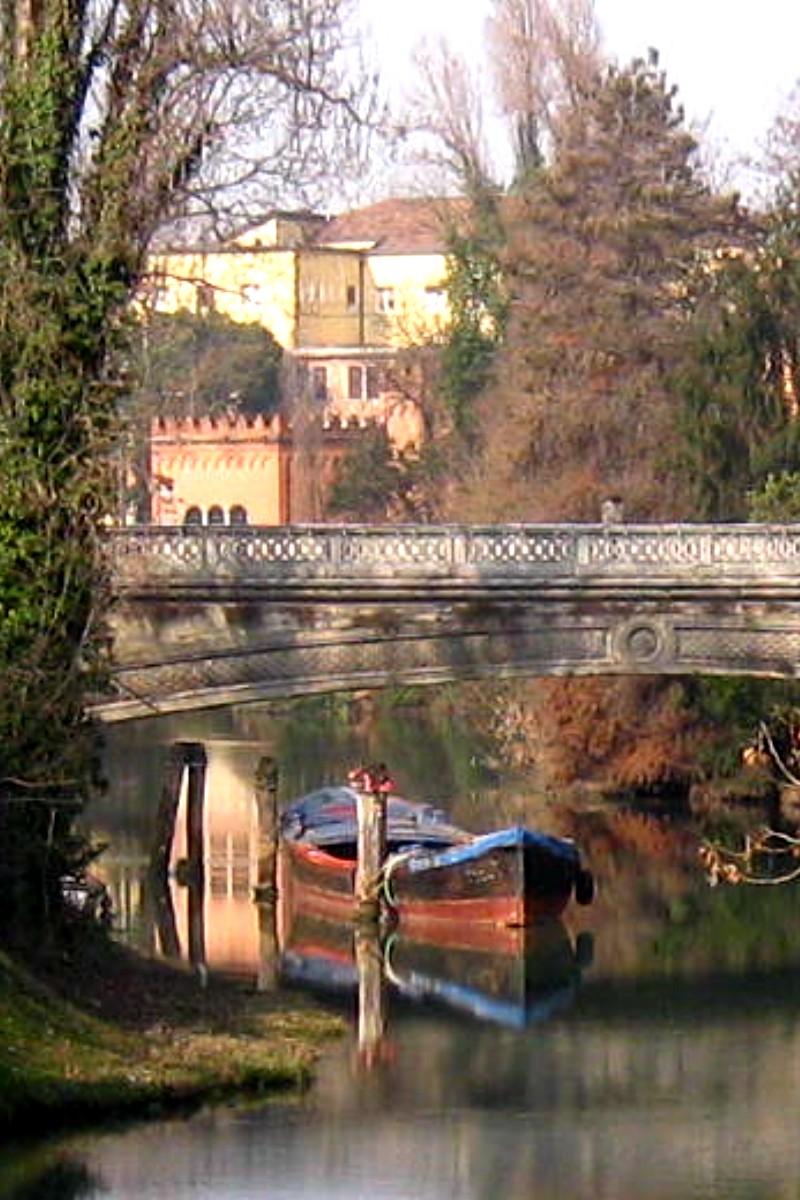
[439,192,509,438]
[327,428,429,523]
[673,213,800,520]
[456,54,747,522]
[130,309,284,420]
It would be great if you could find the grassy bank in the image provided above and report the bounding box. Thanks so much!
[0,934,344,1137]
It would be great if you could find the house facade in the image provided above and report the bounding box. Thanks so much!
[142,198,459,524]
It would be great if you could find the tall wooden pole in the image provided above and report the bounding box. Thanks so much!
[254,756,280,989]
[254,756,280,902]
[149,742,187,880]
[148,741,206,963]
[184,743,208,975]
[355,924,387,1069]
[184,742,208,879]
[354,784,386,922]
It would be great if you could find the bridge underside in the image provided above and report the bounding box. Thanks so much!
[94,595,800,722]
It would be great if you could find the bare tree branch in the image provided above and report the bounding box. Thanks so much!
[487,0,602,174]
[404,37,496,196]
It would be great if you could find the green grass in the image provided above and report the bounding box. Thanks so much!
[0,945,343,1136]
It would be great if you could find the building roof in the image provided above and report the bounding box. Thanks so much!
[152,197,469,257]
[315,197,467,255]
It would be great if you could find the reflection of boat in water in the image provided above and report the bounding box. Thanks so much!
[278,909,589,1029]
[279,779,594,932]
[383,925,588,1029]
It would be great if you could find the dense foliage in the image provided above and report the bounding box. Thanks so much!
[0,0,370,939]
[673,223,800,521]
[454,56,749,523]
[130,309,284,421]
[439,194,508,437]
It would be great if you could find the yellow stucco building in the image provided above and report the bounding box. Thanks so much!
[146,198,459,398]
[143,198,460,524]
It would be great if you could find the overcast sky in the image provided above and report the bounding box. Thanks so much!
[359,0,800,199]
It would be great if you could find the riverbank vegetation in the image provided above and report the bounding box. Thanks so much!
[0,0,374,935]
[0,930,343,1136]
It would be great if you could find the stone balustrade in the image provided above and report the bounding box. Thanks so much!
[105,523,800,590]
[97,523,800,721]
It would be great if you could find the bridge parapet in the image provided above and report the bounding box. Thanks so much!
[105,523,800,591]
[99,522,800,719]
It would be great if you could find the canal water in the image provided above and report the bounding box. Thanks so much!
[5,697,800,1199]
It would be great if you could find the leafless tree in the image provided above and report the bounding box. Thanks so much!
[758,79,800,204]
[1,0,378,256]
[486,0,602,174]
[403,37,496,195]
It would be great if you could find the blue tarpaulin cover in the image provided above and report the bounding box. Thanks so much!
[403,826,580,873]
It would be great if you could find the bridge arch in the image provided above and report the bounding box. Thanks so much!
[95,523,800,721]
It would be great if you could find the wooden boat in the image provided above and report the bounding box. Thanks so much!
[278,776,594,933]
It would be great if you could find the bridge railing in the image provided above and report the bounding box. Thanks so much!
[104,523,800,589]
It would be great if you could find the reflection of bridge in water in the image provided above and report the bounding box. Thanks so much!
[98,522,800,720]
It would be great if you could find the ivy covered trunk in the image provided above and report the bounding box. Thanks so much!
[0,5,132,933]
[0,0,369,939]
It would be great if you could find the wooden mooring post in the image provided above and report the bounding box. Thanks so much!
[184,743,208,975]
[149,742,189,879]
[355,924,388,1069]
[184,743,208,876]
[354,775,388,922]
[253,756,280,902]
[148,741,208,969]
[253,756,280,990]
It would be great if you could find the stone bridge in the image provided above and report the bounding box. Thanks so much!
[95,523,800,721]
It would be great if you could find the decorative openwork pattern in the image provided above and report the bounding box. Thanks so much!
[338,530,454,567]
[99,524,800,719]
[104,524,800,587]
[466,529,575,566]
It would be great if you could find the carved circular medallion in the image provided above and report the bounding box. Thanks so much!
[625,624,660,660]
[613,618,673,666]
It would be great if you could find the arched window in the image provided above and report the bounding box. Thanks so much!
[230,504,248,526]
[183,505,203,526]
[208,504,225,526]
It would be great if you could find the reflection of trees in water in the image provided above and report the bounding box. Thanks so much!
[564,800,800,978]
[273,690,501,828]
[95,694,800,980]
[4,1155,103,1200]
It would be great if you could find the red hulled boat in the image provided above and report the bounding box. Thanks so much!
[278,771,594,934]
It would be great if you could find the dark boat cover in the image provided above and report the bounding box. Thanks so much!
[280,785,467,852]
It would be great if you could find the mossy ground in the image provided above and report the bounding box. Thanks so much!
[0,930,344,1137]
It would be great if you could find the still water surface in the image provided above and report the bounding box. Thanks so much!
[5,700,800,1199]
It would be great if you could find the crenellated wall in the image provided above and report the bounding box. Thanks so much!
[148,397,425,526]
[150,412,292,526]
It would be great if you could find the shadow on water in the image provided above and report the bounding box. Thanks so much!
[0,1155,100,1200]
